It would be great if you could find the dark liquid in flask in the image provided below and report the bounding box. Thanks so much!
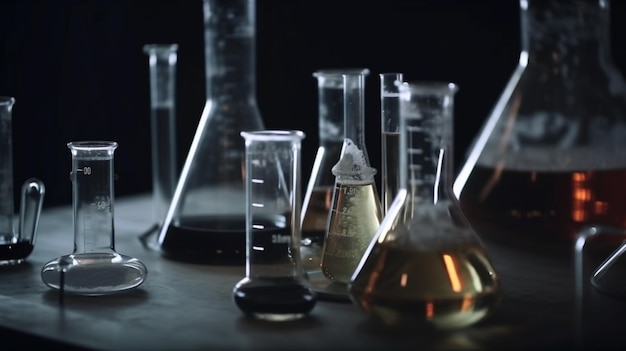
[160,215,246,265]
[234,277,317,318]
[458,166,626,252]
[0,241,34,261]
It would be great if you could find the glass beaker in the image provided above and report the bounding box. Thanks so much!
[301,68,368,278]
[158,0,265,264]
[41,141,147,295]
[380,72,404,215]
[142,43,179,239]
[0,96,45,265]
[233,130,317,321]
[349,82,501,330]
[320,70,383,287]
[453,0,626,253]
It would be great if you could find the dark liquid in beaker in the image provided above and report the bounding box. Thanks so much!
[0,241,34,261]
[160,216,246,265]
[349,243,500,329]
[458,166,626,251]
[233,277,317,319]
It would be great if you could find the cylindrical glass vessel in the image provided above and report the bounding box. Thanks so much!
[321,71,383,286]
[350,82,501,330]
[380,73,404,215]
[301,68,368,277]
[41,141,147,295]
[454,0,626,253]
[143,43,179,232]
[233,130,316,321]
[158,0,265,264]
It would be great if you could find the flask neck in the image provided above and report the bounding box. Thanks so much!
[521,0,612,67]
[342,73,370,162]
[203,0,256,101]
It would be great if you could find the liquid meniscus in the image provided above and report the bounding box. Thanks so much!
[349,243,501,330]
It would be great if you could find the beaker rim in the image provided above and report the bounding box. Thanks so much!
[67,141,119,151]
[313,68,370,77]
[399,81,459,95]
[240,130,305,141]
[142,43,179,54]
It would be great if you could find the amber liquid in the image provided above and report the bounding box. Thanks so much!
[322,182,383,284]
[301,186,333,272]
[349,243,501,329]
[458,166,626,250]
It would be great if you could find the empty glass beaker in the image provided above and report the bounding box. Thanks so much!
[158,0,265,264]
[41,141,147,295]
[301,68,368,279]
[320,70,383,288]
[349,82,501,330]
[0,96,45,265]
[233,130,317,321]
[142,43,179,238]
[380,72,404,215]
[453,0,626,253]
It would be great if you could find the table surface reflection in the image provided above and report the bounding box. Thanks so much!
[0,193,625,350]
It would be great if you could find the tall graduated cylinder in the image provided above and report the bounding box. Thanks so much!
[233,130,316,321]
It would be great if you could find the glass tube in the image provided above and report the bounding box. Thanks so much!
[143,44,179,233]
[380,73,403,215]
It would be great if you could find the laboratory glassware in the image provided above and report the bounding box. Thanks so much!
[0,96,45,265]
[158,0,265,264]
[301,68,368,280]
[142,43,179,239]
[233,130,317,321]
[41,141,147,295]
[453,0,626,253]
[320,70,383,287]
[349,82,501,329]
[380,73,404,215]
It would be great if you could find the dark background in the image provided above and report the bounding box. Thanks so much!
[1,0,625,209]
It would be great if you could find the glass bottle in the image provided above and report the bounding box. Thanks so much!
[142,43,179,239]
[321,70,383,286]
[41,141,147,295]
[453,0,626,253]
[349,82,501,330]
[301,68,368,277]
[157,0,264,264]
[233,130,316,321]
[380,73,404,215]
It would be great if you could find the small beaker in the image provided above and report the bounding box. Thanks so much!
[233,130,317,321]
[143,43,179,236]
[0,96,45,265]
[349,82,501,330]
[41,141,147,295]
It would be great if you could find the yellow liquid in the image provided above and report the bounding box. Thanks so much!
[349,243,501,329]
[321,182,383,284]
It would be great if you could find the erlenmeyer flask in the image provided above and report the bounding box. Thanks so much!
[157,0,264,264]
[301,68,368,277]
[320,70,383,287]
[349,82,501,330]
[453,0,626,253]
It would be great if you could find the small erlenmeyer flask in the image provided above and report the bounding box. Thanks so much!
[321,70,383,286]
[41,141,147,295]
[233,130,317,321]
[380,73,403,215]
[349,82,501,330]
[158,0,264,264]
[453,0,626,253]
[301,68,368,277]
[142,43,179,240]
